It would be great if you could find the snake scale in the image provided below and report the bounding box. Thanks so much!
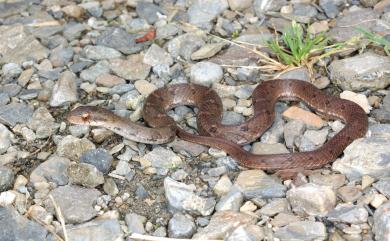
[67,79,368,178]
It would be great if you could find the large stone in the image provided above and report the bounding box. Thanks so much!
[374,201,390,241]
[188,0,229,28]
[30,155,71,186]
[65,218,123,241]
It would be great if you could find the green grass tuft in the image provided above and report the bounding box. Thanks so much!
[355,27,390,55]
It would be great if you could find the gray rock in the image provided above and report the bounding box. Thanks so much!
[70,61,93,73]
[0,93,10,106]
[168,213,196,238]
[373,177,390,198]
[234,85,255,99]
[0,84,21,97]
[188,0,229,28]
[284,119,306,148]
[193,211,257,239]
[65,218,123,241]
[96,28,142,55]
[383,94,390,112]
[63,23,86,41]
[46,185,100,224]
[275,221,327,241]
[327,204,368,224]
[287,183,336,216]
[251,142,290,155]
[169,140,208,157]
[50,71,78,107]
[0,206,48,241]
[191,42,226,60]
[0,123,12,154]
[49,47,74,67]
[143,44,173,67]
[113,161,132,176]
[278,67,311,82]
[258,198,289,216]
[164,177,216,216]
[373,201,390,241]
[329,52,390,91]
[338,185,362,203]
[291,4,318,23]
[235,170,287,199]
[2,63,22,79]
[0,103,33,127]
[309,173,346,189]
[28,107,58,139]
[295,135,317,152]
[125,213,146,234]
[30,155,71,186]
[0,2,28,18]
[56,135,96,161]
[110,55,151,81]
[79,1,102,17]
[254,0,286,15]
[67,163,104,188]
[225,225,265,241]
[156,23,180,40]
[0,25,49,64]
[83,45,122,60]
[319,0,346,18]
[136,2,165,24]
[125,18,151,32]
[221,111,244,125]
[80,148,113,174]
[166,33,206,60]
[143,147,182,173]
[103,178,119,196]
[215,188,243,212]
[303,128,329,146]
[80,60,111,82]
[190,61,223,86]
[332,125,390,180]
[0,166,14,192]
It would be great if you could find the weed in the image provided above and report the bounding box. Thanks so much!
[355,27,390,55]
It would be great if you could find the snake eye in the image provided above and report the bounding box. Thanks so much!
[81,113,90,121]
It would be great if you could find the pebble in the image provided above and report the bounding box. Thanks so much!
[45,185,101,224]
[142,147,182,174]
[0,190,16,206]
[27,205,53,225]
[258,198,289,216]
[282,106,326,129]
[80,60,111,82]
[190,61,223,86]
[168,213,196,238]
[251,142,290,155]
[188,0,229,28]
[143,44,173,66]
[338,185,362,203]
[371,193,388,208]
[113,161,132,176]
[125,213,146,234]
[50,71,78,107]
[284,119,306,148]
[109,55,151,81]
[136,2,165,24]
[0,124,12,154]
[235,170,287,199]
[30,155,70,186]
[95,73,126,87]
[28,107,57,139]
[213,175,233,196]
[329,52,390,91]
[62,5,85,18]
[309,172,346,189]
[66,218,122,241]
[96,28,141,55]
[221,111,244,125]
[373,201,390,241]
[303,128,329,146]
[340,91,372,113]
[134,79,157,96]
[103,178,119,196]
[0,103,33,127]
[274,221,327,241]
[373,177,390,198]
[83,45,122,60]
[67,163,105,188]
[240,201,258,212]
[2,63,22,79]
[327,204,368,224]
[191,42,226,60]
[79,148,113,175]
[287,183,336,216]
[226,225,265,241]
[63,23,86,41]
[215,188,243,211]
[49,47,74,67]
[164,177,216,216]
[56,135,96,161]
[271,213,301,227]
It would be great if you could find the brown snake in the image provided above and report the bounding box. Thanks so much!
[67,79,368,178]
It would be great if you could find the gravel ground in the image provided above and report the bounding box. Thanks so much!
[0,0,390,240]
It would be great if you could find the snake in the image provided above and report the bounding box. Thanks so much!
[67,79,368,178]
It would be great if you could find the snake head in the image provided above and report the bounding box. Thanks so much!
[67,106,95,125]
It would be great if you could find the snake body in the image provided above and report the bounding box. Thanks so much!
[67,79,368,174]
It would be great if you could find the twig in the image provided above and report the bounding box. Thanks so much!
[130,233,222,241]
[49,195,69,241]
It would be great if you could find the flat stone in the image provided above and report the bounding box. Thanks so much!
[45,185,100,224]
[283,106,326,129]
[192,211,257,239]
[49,47,74,67]
[142,147,182,174]
[274,221,327,241]
[0,166,14,192]
[303,128,329,146]
[166,32,206,60]
[337,185,362,202]
[258,198,289,216]
[56,135,96,161]
[136,2,165,24]
[190,61,223,86]
[80,148,113,174]
[215,188,243,212]
[83,45,122,60]
[168,213,196,238]
[327,204,368,224]
[67,163,104,188]
[96,27,142,55]
[188,0,229,28]
[235,170,287,198]
[271,213,301,227]
[0,103,33,127]
[251,142,290,155]
[309,173,346,189]
[373,177,390,198]
[373,201,390,241]
[125,213,146,234]
[30,155,71,186]
[143,44,173,66]
[0,123,12,154]
[50,71,78,107]
[284,119,306,148]
[191,42,226,60]
[65,218,123,241]
[225,225,265,241]
[110,55,151,81]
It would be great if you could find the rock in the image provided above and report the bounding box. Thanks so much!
[226,225,265,241]
[27,205,53,226]
[80,60,111,82]
[332,124,390,180]
[96,73,126,87]
[282,106,325,129]
[80,148,113,174]
[303,128,329,146]
[319,0,346,18]
[327,204,368,224]
[49,47,74,67]
[340,91,372,113]
[271,213,301,227]
[274,221,327,241]
[134,79,157,96]
[374,201,390,241]
[83,45,122,60]
[221,111,244,125]
[193,211,257,239]
[28,107,57,139]
[2,63,22,79]
[169,140,208,157]
[235,170,287,198]
[0,191,16,206]
[96,28,141,55]
[46,185,100,224]
[309,173,346,189]
[190,61,223,86]
[65,218,123,241]
[62,4,85,18]
[227,0,252,10]
[63,23,87,41]
[136,2,165,24]
[250,142,289,155]
[0,2,28,18]
[79,1,102,17]
[191,42,226,60]
[0,25,49,64]
[0,124,12,154]
[125,213,146,234]
[113,161,133,176]
[313,76,331,89]
[337,185,362,202]
[143,44,173,66]
[164,177,216,216]
[67,163,105,188]
[188,0,229,28]
[50,71,78,107]
[30,155,71,186]
[103,178,119,196]
[0,103,33,127]
[0,166,14,192]
[0,207,48,241]
[308,21,330,35]
[287,183,336,216]
[110,55,151,81]
[278,67,311,82]
[284,119,306,148]
[258,198,289,216]
[142,147,182,174]
[213,175,233,196]
[215,188,243,211]
[168,213,196,238]
[373,177,390,198]
[329,52,390,91]
[57,135,96,161]
[166,33,206,60]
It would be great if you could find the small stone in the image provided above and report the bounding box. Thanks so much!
[83,45,122,60]
[136,2,165,24]
[309,173,346,189]
[2,63,22,79]
[287,183,336,216]
[50,71,78,107]
[258,198,289,216]
[340,91,372,113]
[62,5,85,18]
[113,161,132,176]
[80,148,113,174]
[30,155,70,186]
[96,73,126,87]
[213,175,233,196]
[191,42,225,60]
[284,119,306,148]
[0,124,13,154]
[240,201,257,212]
[373,201,390,241]
[250,142,289,155]
[80,61,111,82]
[0,190,16,206]
[66,218,122,241]
[142,147,182,174]
[327,204,368,224]
[371,193,388,208]
[225,225,265,241]
[313,76,331,89]
[143,44,173,66]
[221,111,244,125]
[57,135,95,161]
[0,103,33,127]
[308,21,329,35]
[134,79,157,96]
[49,47,74,67]
[337,185,362,203]
[275,221,327,241]
[362,175,376,190]
[278,67,311,82]
[67,163,104,188]
[187,0,229,28]
[271,213,301,227]
[303,128,329,146]
[125,213,146,234]
[27,205,53,225]
[373,177,390,198]
[215,188,243,212]
[110,55,151,81]
[283,106,326,129]
[190,61,223,86]
[103,178,119,196]
[168,213,196,238]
